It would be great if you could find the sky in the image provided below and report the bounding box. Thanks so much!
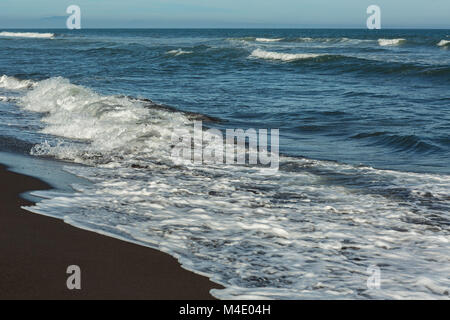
[0,0,449,28]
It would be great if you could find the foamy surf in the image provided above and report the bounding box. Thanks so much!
[250,49,323,62]
[16,77,200,164]
[1,75,446,300]
[378,38,406,46]
[437,40,450,47]
[0,31,54,39]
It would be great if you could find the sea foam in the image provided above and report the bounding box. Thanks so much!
[437,40,450,47]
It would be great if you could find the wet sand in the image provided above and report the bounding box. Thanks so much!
[0,163,222,299]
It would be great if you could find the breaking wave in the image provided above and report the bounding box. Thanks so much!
[291,37,374,45]
[0,31,55,39]
[0,75,36,90]
[378,38,406,46]
[250,49,324,62]
[225,36,450,49]
[255,38,284,42]
[12,77,218,166]
[167,49,193,56]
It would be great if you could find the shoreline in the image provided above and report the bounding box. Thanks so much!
[0,161,223,299]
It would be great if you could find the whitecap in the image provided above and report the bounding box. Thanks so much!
[0,75,36,90]
[378,38,406,46]
[250,49,323,62]
[167,49,193,56]
[0,31,54,39]
[255,38,284,42]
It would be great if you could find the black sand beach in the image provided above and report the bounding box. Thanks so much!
[0,163,222,299]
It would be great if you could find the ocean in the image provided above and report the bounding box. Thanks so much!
[0,29,449,299]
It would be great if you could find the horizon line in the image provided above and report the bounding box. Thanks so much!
[1,27,449,30]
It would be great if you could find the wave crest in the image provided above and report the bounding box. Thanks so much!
[250,49,323,62]
[437,40,450,47]
[15,77,199,165]
[352,131,441,154]
[255,38,284,42]
[0,31,55,39]
[167,49,193,56]
[0,75,36,90]
[378,38,406,46]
